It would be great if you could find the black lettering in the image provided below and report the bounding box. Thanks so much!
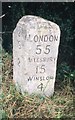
[39,35,43,42]
[54,58,56,64]
[37,83,43,91]
[28,76,33,81]
[34,35,38,42]
[35,76,39,80]
[17,40,21,49]
[54,35,58,41]
[44,35,48,42]
[47,57,53,62]
[49,35,53,42]
[27,76,54,81]
[40,76,43,81]
[28,57,32,62]
[34,58,40,62]
[42,57,46,62]
[50,76,54,79]
[46,76,50,80]
[18,58,20,67]
[40,76,45,81]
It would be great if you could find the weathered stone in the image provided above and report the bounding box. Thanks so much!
[13,15,60,96]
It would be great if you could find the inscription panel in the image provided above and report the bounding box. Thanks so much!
[13,15,60,96]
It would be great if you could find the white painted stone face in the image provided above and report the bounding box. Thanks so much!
[13,15,60,96]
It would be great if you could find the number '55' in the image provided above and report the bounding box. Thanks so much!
[36,45,50,54]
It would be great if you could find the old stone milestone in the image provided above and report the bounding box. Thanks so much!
[13,15,60,96]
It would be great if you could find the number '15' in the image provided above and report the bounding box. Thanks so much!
[36,65,45,74]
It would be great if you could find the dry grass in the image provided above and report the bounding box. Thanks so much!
[1,50,74,119]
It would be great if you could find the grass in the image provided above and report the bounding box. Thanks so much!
[1,50,74,119]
